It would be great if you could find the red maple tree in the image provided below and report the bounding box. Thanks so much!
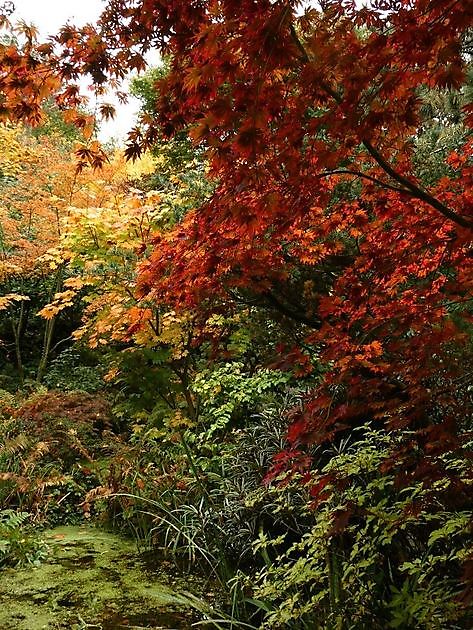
[71,0,473,453]
[32,0,471,474]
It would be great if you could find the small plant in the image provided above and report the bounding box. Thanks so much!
[43,348,103,393]
[0,509,48,567]
[192,362,291,440]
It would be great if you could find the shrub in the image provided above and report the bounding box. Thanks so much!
[0,390,116,523]
[0,509,47,567]
[252,427,472,629]
[43,348,104,393]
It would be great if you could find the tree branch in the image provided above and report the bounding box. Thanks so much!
[289,21,473,229]
[227,287,321,329]
[264,291,321,329]
[361,140,472,228]
[319,169,407,194]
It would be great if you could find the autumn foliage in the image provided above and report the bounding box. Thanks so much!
[70,0,473,472]
[1,0,472,500]
[0,0,472,621]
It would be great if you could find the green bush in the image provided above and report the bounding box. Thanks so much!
[43,348,103,393]
[192,362,291,440]
[252,427,472,629]
[0,510,48,568]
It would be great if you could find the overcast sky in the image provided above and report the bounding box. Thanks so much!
[13,0,104,31]
[13,0,144,142]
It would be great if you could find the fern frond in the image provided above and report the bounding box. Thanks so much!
[2,433,30,456]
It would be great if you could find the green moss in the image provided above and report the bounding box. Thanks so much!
[0,525,203,629]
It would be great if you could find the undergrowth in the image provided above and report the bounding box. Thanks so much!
[0,509,48,567]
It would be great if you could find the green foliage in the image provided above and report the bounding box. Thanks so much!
[43,348,103,393]
[0,509,48,568]
[130,65,169,117]
[414,65,473,186]
[130,65,213,210]
[192,362,291,439]
[79,394,307,630]
[130,63,198,176]
[252,427,472,629]
[108,345,176,429]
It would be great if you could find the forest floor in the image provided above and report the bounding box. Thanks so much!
[0,525,207,629]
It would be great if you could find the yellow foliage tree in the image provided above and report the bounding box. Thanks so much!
[38,150,201,420]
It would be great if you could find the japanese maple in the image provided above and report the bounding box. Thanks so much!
[33,1,472,483]
[64,0,473,453]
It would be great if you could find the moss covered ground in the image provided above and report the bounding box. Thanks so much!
[0,525,206,629]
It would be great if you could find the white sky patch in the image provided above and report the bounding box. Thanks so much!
[13,0,104,31]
